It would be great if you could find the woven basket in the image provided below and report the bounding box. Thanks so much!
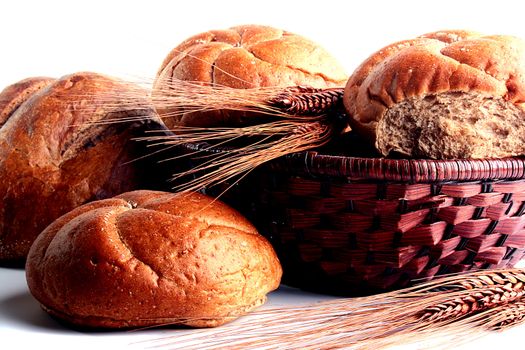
[182,142,525,295]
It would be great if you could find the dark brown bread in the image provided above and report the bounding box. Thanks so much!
[26,190,282,328]
[344,30,525,159]
[154,24,348,128]
[0,73,165,262]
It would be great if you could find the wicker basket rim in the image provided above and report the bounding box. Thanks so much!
[182,142,525,183]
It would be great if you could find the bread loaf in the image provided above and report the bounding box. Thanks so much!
[26,190,282,328]
[154,24,348,128]
[0,73,166,262]
[344,30,525,159]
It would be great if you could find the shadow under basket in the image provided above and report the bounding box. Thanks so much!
[183,143,525,295]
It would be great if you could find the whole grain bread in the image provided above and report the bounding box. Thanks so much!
[154,24,348,128]
[26,190,282,328]
[0,73,166,262]
[344,30,525,159]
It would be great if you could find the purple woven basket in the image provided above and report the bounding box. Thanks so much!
[183,143,525,295]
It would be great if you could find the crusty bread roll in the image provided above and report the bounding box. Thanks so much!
[154,24,348,128]
[344,30,525,159]
[0,73,165,262]
[26,190,282,328]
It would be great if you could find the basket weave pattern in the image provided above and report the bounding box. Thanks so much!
[232,154,525,294]
[182,141,525,294]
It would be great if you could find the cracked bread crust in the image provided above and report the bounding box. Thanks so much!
[154,24,348,128]
[25,190,282,329]
[344,30,525,158]
[0,73,165,262]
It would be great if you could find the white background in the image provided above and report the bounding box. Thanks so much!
[2,0,525,349]
[2,0,525,84]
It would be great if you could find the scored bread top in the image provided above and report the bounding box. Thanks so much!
[26,190,282,328]
[0,77,55,128]
[157,24,347,88]
[344,30,525,143]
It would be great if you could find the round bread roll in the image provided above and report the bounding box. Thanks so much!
[344,30,525,159]
[0,73,166,262]
[26,190,282,328]
[154,24,348,128]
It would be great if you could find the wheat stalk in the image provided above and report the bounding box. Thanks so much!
[488,300,525,330]
[138,269,525,350]
[166,121,334,193]
[420,270,525,321]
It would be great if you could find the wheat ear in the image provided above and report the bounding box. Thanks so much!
[139,269,525,350]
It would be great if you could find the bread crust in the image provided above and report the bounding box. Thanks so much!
[344,30,525,150]
[25,190,282,328]
[0,73,164,261]
[154,24,348,128]
[0,77,55,127]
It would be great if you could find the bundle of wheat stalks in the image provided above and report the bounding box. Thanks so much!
[141,269,525,349]
[88,77,347,193]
